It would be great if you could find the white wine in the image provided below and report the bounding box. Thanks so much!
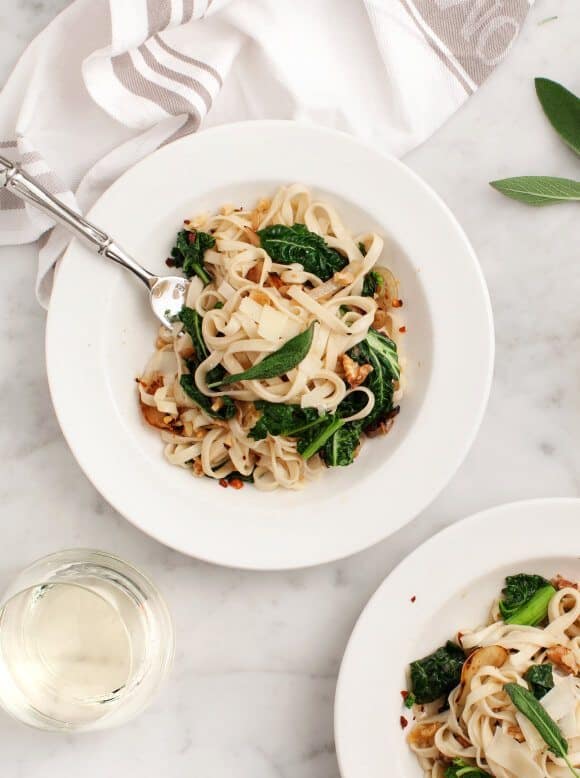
[0,551,174,731]
[0,582,133,726]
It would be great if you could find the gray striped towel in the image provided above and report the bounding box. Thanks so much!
[0,0,532,304]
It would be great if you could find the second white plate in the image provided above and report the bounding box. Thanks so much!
[335,498,580,778]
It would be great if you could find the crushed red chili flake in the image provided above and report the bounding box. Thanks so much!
[401,690,409,702]
[229,478,244,490]
[165,257,176,267]
[218,478,228,488]
[392,298,403,308]
[399,325,407,333]
[400,716,408,729]
[410,595,416,603]
[184,219,191,225]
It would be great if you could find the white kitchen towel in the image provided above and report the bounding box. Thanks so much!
[0,0,532,305]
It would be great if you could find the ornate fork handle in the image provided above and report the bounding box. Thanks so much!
[0,155,155,288]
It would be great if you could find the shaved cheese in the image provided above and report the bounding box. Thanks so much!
[542,676,579,721]
[516,713,545,753]
[223,314,242,337]
[258,306,292,340]
[239,296,264,323]
[217,279,235,300]
[487,729,543,778]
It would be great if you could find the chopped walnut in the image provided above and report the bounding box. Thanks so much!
[141,403,172,430]
[237,401,261,429]
[192,458,204,477]
[407,722,442,749]
[266,273,284,289]
[250,290,271,306]
[507,725,525,743]
[546,645,579,675]
[246,262,263,284]
[242,226,260,246]
[140,375,164,395]
[333,270,354,286]
[552,576,579,591]
[340,353,373,388]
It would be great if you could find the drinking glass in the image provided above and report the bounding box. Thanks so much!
[0,549,174,731]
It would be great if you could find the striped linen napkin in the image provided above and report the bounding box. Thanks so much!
[0,0,532,305]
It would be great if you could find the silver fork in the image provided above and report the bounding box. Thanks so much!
[0,156,188,328]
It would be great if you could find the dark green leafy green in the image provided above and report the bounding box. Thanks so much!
[535,77,580,156]
[179,307,207,359]
[525,664,554,699]
[225,470,254,484]
[489,176,580,205]
[362,270,383,297]
[216,322,315,386]
[499,574,555,625]
[347,329,399,431]
[321,421,362,467]
[172,229,215,283]
[444,758,491,778]
[403,692,416,710]
[249,402,323,441]
[179,374,236,420]
[410,641,465,704]
[257,224,347,281]
[357,241,367,256]
[297,415,345,460]
[504,683,579,777]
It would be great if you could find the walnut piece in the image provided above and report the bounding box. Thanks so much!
[407,721,442,749]
[546,645,579,675]
[340,353,373,388]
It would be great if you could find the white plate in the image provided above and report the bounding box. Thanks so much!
[335,498,580,778]
[46,121,493,570]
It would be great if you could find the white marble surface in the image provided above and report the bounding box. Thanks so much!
[1,0,580,775]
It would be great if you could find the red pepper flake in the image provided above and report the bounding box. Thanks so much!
[400,716,408,729]
[410,595,416,603]
[165,257,176,267]
[392,298,403,308]
[229,478,244,490]
[401,690,409,702]
[183,219,191,225]
[399,325,407,333]
[218,478,228,488]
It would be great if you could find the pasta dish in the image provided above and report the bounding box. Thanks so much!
[138,185,403,491]
[405,573,580,778]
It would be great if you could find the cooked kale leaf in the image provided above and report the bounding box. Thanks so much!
[347,328,400,430]
[297,415,344,460]
[362,270,383,297]
[499,573,556,626]
[249,402,323,441]
[410,641,465,704]
[179,306,226,385]
[321,421,362,466]
[180,374,236,420]
[525,663,554,699]
[172,229,215,284]
[444,758,491,777]
[257,224,347,281]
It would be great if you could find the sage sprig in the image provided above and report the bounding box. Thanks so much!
[504,683,580,778]
[535,77,580,156]
[213,322,315,386]
[490,78,580,206]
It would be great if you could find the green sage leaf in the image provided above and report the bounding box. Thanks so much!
[490,176,580,206]
[535,77,580,156]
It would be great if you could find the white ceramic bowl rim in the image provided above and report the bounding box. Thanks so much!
[46,120,494,570]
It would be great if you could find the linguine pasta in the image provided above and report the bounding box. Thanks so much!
[407,575,580,778]
[138,185,403,491]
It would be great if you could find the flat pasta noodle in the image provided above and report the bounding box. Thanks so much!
[408,583,580,778]
[138,184,403,490]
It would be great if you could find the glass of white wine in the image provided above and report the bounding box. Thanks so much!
[0,549,174,731]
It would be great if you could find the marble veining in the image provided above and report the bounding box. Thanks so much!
[0,0,579,776]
